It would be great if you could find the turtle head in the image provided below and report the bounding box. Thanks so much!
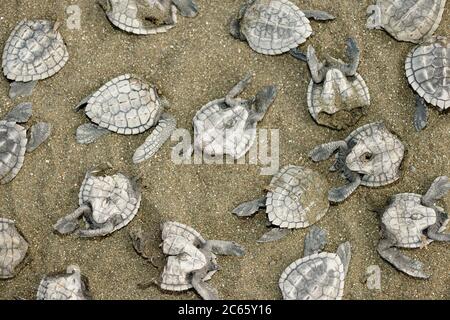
[345,139,379,176]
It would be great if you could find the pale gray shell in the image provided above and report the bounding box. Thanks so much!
[369,0,446,43]
[279,251,345,300]
[84,74,162,135]
[266,165,329,229]
[405,36,450,110]
[307,70,370,130]
[79,171,141,233]
[36,265,91,300]
[0,121,27,184]
[345,122,405,187]
[193,99,256,159]
[239,0,312,55]
[381,193,437,248]
[0,218,28,279]
[161,221,206,245]
[2,20,69,82]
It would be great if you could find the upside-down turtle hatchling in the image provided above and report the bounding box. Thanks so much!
[405,36,450,131]
[301,38,370,130]
[0,103,51,184]
[366,0,447,43]
[230,0,335,56]
[378,176,450,279]
[99,0,198,35]
[279,226,351,300]
[130,221,245,300]
[233,165,330,242]
[2,20,69,99]
[54,167,141,237]
[192,73,277,159]
[75,74,176,164]
[0,218,28,279]
[310,122,405,203]
[37,265,91,300]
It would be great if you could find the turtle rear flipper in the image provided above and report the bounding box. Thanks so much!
[76,123,110,144]
[192,274,219,300]
[302,10,335,21]
[9,81,37,100]
[132,113,176,164]
[328,174,361,203]
[204,240,245,256]
[303,226,327,256]
[232,197,266,217]
[426,211,450,242]
[4,102,32,123]
[26,122,51,152]
[54,204,91,235]
[289,48,307,62]
[413,96,428,131]
[248,85,277,124]
[172,0,198,17]
[257,228,290,243]
[309,140,346,162]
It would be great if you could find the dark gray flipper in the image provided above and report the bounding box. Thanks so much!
[336,242,352,276]
[327,37,360,76]
[172,0,198,17]
[76,219,117,238]
[377,239,430,279]
[192,272,219,300]
[309,140,347,162]
[225,73,252,107]
[203,240,245,256]
[54,204,91,234]
[232,197,266,217]
[26,122,52,152]
[303,226,327,256]
[422,176,450,206]
[4,103,32,123]
[9,81,37,100]
[257,228,290,243]
[76,123,110,144]
[307,45,326,83]
[413,95,428,131]
[302,10,335,21]
[289,48,307,62]
[328,173,361,203]
[426,211,450,242]
[248,85,277,123]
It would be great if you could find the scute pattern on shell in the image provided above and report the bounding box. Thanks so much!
[85,74,162,135]
[0,218,28,279]
[279,252,345,300]
[36,268,90,300]
[405,36,450,110]
[345,122,405,187]
[266,165,329,229]
[241,0,312,55]
[382,193,437,248]
[0,121,27,184]
[79,171,141,232]
[2,20,69,82]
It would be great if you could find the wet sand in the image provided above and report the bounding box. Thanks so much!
[0,0,449,299]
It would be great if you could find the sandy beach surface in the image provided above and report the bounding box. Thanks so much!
[0,0,449,299]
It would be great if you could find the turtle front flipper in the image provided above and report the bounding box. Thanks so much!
[9,81,37,100]
[76,123,110,144]
[171,0,198,17]
[303,226,327,256]
[377,239,430,279]
[306,45,326,83]
[309,140,347,162]
[232,197,266,217]
[53,204,91,235]
[327,37,360,77]
[289,47,307,62]
[328,173,361,203]
[203,240,245,256]
[422,176,450,206]
[302,10,335,21]
[336,242,352,276]
[257,228,290,243]
[413,95,428,131]
[76,221,116,238]
[191,272,219,300]
[426,211,450,242]
[225,73,253,107]
[132,113,176,164]
[248,85,277,124]
[26,122,51,152]
[4,102,32,123]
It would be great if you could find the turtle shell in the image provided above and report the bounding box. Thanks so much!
[279,251,345,300]
[2,20,69,82]
[405,36,450,110]
[78,171,141,233]
[0,218,28,279]
[370,0,446,43]
[382,193,437,249]
[161,221,206,246]
[266,165,329,229]
[307,69,370,130]
[84,74,162,135]
[0,120,27,184]
[345,122,405,187]
[240,0,312,55]
[193,99,256,159]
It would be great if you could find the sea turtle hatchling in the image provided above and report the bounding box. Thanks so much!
[2,20,69,99]
[0,103,52,185]
[37,265,91,300]
[310,122,405,203]
[99,0,199,35]
[130,221,245,300]
[366,0,447,43]
[230,0,335,56]
[0,218,29,279]
[192,73,277,159]
[75,74,176,164]
[232,165,330,243]
[405,36,450,131]
[53,168,141,238]
[279,226,351,300]
[378,176,450,279]
[302,38,370,130]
